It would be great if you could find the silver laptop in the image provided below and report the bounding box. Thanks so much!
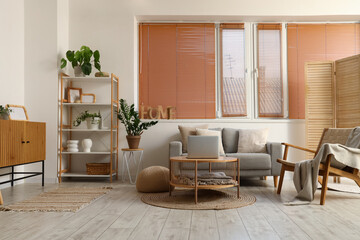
[187,136,219,159]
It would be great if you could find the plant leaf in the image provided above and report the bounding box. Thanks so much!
[66,51,75,61]
[81,62,92,75]
[60,58,67,69]
[94,62,101,72]
[94,50,100,61]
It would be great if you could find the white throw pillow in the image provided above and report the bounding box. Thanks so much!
[178,124,209,153]
[196,128,225,155]
[237,128,268,153]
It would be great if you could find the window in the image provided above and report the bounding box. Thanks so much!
[138,22,360,120]
[220,24,246,117]
[139,23,216,119]
[287,23,360,119]
[257,24,283,118]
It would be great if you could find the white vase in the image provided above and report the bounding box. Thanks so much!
[74,66,85,77]
[82,139,92,152]
[86,117,100,130]
[66,140,79,152]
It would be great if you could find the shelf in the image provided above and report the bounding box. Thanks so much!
[60,129,116,132]
[60,152,116,155]
[62,77,117,83]
[61,172,116,178]
[61,103,118,107]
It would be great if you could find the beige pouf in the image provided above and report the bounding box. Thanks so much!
[136,166,174,193]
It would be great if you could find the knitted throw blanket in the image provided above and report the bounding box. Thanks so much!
[291,127,360,204]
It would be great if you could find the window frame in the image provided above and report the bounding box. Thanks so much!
[255,23,284,118]
[219,23,247,117]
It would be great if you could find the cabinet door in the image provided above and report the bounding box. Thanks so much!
[24,122,46,163]
[0,120,26,167]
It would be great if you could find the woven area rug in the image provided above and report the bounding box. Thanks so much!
[141,189,256,210]
[0,187,112,212]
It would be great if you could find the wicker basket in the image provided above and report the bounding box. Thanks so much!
[86,163,110,175]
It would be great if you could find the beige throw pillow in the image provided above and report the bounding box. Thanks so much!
[196,128,225,155]
[178,124,209,153]
[237,128,268,153]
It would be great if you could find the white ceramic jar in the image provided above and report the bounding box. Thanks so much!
[67,140,79,152]
[82,139,93,152]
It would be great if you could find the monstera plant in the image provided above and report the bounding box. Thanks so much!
[60,45,101,76]
[117,99,158,149]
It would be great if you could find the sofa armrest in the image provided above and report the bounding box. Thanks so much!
[169,141,183,158]
[266,142,283,176]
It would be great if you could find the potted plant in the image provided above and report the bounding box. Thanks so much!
[0,105,12,120]
[73,111,101,129]
[117,99,158,149]
[60,45,102,77]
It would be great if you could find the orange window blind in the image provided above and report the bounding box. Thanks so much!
[220,23,246,117]
[257,24,283,118]
[139,23,216,119]
[287,23,360,119]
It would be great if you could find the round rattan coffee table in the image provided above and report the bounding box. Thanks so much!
[169,156,239,204]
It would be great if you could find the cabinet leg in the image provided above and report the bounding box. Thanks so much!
[42,160,45,187]
[11,166,14,187]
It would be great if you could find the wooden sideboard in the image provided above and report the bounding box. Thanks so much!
[0,120,46,187]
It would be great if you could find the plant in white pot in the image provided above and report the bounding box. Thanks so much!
[73,111,101,130]
[0,104,12,120]
[60,45,102,77]
[117,99,158,149]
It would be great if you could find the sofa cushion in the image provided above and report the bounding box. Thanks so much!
[226,153,271,170]
[222,128,239,153]
[237,128,268,153]
[178,124,208,153]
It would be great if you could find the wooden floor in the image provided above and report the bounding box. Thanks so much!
[1,178,360,240]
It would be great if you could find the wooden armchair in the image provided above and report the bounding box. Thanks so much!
[277,128,360,205]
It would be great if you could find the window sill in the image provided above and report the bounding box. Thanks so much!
[144,118,305,124]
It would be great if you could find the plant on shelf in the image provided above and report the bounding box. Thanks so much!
[117,99,158,149]
[73,110,102,130]
[0,104,12,119]
[60,45,101,76]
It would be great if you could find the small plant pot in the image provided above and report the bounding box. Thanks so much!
[0,113,9,120]
[86,117,100,130]
[126,135,141,149]
[74,66,85,77]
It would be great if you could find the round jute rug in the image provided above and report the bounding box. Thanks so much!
[141,189,256,210]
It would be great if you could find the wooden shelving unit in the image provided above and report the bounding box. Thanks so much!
[58,73,119,183]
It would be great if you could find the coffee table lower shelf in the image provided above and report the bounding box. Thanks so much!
[170,182,238,189]
[169,156,240,204]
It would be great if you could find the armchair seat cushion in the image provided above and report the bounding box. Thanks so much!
[226,153,271,170]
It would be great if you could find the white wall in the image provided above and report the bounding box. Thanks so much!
[0,0,25,188]
[24,0,58,182]
[0,0,24,105]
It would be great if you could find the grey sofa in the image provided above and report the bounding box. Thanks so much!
[169,128,283,187]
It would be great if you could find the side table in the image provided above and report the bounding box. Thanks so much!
[121,148,144,184]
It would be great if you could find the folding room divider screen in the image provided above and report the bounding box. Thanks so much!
[305,54,360,157]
